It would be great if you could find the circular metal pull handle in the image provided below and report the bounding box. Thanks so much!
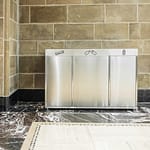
[84,50,90,56]
[84,50,97,56]
[91,50,97,55]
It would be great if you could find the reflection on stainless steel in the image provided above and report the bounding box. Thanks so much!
[45,49,138,109]
[110,56,136,107]
[73,56,108,107]
[46,57,72,107]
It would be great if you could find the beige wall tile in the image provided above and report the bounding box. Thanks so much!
[20,41,37,55]
[3,0,19,96]
[46,0,81,4]
[20,24,53,40]
[82,0,115,4]
[101,40,143,54]
[4,41,9,96]
[129,23,141,39]
[138,0,150,2]
[19,56,45,73]
[10,40,17,55]
[95,24,128,40]
[139,5,150,22]
[31,6,67,23]
[19,56,34,73]
[143,40,150,54]
[38,41,65,55]
[68,5,104,22]
[10,56,17,76]
[138,55,150,73]
[0,78,3,96]
[0,0,3,17]
[14,0,17,3]
[0,19,3,38]
[54,24,93,40]
[118,0,137,3]
[0,56,3,78]
[117,0,150,3]
[0,40,3,55]
[19,74,34,89]
[19,0,45,5]
[35,74,45,88]
[5,2,10,40]
[19,6,29,23]
[138,74,150,89]
[141,24,150,39]
[34,56,45,73]
[10,21,17,39]
[66,41,101,49]
[10,0,17,21]
[106,5,137,22]
[10,75,18,93]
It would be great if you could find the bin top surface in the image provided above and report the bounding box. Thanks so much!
[45,49,138,56]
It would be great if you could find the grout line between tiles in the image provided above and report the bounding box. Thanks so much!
[137,4,139,22]
[53,24,54,40]
[19,22,150,25]
[18,3,150,6]
[128,23,130,40]
[67,5,69,24]
[93,24,95,40]
[36,41,39,56]
[29,6,31,23]
[104,4,106,23]
[33,74,35,88]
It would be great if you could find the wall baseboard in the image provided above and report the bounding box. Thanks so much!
[0,89,149,111]
[0,89,44,111]
[138,89,150,102]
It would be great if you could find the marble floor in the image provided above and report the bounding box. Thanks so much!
[1,102,150,150]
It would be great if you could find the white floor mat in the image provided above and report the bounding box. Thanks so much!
[21,123,150,150]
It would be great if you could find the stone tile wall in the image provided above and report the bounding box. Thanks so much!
[3,0,19,96]
[19,0,150,89]
[0,0,4,96]
[9,0,19,95]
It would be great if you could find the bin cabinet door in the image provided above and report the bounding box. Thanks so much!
[73,56,109,107]
[110,56,136,108]
[45,56,72,107]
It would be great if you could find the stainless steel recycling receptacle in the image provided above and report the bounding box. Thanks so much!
[45,49,138,109]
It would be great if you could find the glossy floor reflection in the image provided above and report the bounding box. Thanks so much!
[0,102,150,150]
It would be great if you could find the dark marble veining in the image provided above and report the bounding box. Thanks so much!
[1,102,150,150]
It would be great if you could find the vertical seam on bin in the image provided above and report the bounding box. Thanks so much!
[108,56,111,107]
[71,56,74,107]
[135,56,138,107]
[45,54,47,108]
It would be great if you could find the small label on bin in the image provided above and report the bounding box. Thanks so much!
[122,50,126,55]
